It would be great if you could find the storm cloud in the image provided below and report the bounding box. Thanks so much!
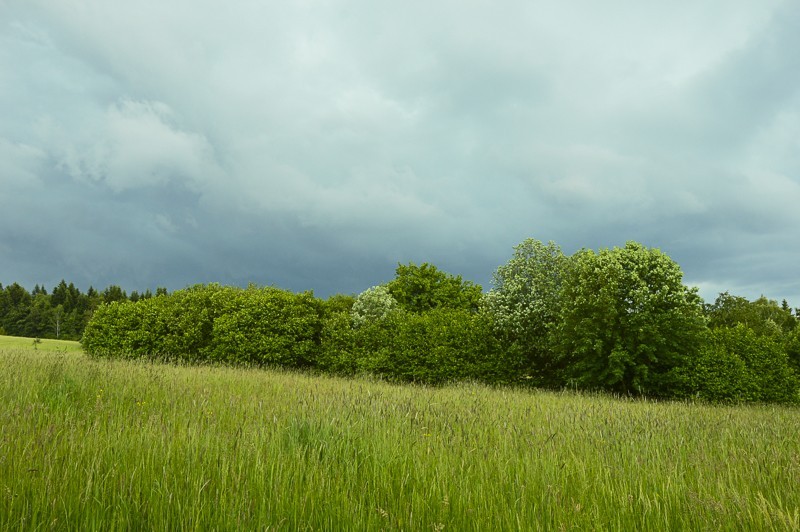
[1,0,799,303]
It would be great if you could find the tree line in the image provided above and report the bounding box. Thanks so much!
[76,239,800,404]
[0,281,168,340]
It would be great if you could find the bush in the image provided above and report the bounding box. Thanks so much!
[378,309,509,385]
[81,300,133,358]
[786,327,800,374]
[209,287,322,368]
[318,311,393,376]
[83,284,323,367]
[82,284,222,361]
[320,308,512,385]
[678,326,799,404]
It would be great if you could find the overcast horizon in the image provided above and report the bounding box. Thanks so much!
[2,1,799,304]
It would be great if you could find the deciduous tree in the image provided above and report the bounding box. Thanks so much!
[558,242,706,396]
[387,262,482,313]
[483,239,567,386]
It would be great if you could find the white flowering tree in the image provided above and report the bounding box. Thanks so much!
[483,239,567,385]
[350,285,399,328]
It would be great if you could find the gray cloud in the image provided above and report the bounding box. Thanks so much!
[1,0,799,304]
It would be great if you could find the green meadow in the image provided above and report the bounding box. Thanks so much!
[2,343,799,530]
[0,334,83,353]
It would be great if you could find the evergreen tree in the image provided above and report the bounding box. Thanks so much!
[102,285,128,304]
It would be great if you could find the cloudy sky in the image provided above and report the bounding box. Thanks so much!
[2,1,799,304]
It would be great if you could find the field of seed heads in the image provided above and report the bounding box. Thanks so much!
[1,345,799,530]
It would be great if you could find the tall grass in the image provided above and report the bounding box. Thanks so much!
[2,348,799,530]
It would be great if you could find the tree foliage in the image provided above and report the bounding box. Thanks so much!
[557,242,707,396]
[350,286,399,328]
[678,326,799,404]
[82,284,322,368]
[320,308,511,385]
[209,286,322,367]
[706,292,796,337]
[387,262,483,313]
[483,239,566,385]
[0,280,108,340]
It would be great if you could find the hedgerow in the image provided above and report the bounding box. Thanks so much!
[81,241,800,403]
[83,284,321,367]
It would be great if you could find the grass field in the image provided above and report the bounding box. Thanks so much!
[2,346,799,530]
[0,334,83,353]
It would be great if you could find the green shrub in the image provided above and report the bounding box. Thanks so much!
[384,309,509,384]
[320,308,512,385]
[321,293,356,316]
[209,286,322,367]
[318,311,393,376]
[81,300,133,357]
[784,326,800,374]
[82,284,224,362]
[679,326,799,404]
[82,284,323,367]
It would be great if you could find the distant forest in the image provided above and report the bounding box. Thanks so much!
[0,280,168,340]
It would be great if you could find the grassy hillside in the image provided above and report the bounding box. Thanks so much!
[0,334,83,353]
[1,348,799,530]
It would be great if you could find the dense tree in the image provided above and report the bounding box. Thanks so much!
[322,293,356,316]
[678,325,799,404]
[483,239,567,386]
[102,285,128,304]
[0,283,32,336]
[51,280,70,308]
[705,292,799,380]
[557,242,707,396]
[0,281,151,340]
[706,292,796,337]
[786,327,800,373]
[23,293,52,338]
[32,284,47,296]
[387,262,483,313]
[51,304,65,339]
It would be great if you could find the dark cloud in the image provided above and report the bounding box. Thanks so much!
[1,1,799,305]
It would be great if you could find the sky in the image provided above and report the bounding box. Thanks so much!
[1,1,799,304]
